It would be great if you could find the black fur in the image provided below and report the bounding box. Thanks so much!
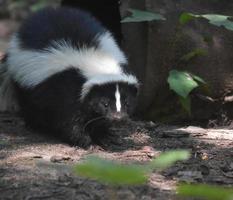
[15,69,137,147]
[18,7,106,50]
[14,68,91,146]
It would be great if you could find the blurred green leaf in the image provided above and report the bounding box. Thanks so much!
[179,12,195,25]
[168,70,199,98]
[74,151,190,186]
[30,0,49,12]
[149,150,190,170]
[121,9,165,23]
[200,14,233,31]
[182,13,233,31]
[178,184,233,200]
[191,73,206,85]
[181,48,208,62]
[74,156,147,185]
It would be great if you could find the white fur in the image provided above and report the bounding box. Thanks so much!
[115,84,121,112]
[5,32,137,103]
[81,73,138,100]
[6,34,127,88]
[97,32,127,65]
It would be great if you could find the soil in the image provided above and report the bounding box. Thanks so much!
[0,112,232,200]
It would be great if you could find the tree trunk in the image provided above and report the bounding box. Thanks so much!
[121,0,233,123]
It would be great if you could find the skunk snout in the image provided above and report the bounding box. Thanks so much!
[109,112,127,121]
[113,112,123,119]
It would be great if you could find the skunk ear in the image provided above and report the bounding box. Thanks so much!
[134,84,140,95]
[128,83,140,96]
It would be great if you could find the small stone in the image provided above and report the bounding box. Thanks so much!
[200,165,210,175]
[50,156,71,163]
[161,130,190,138]
[33,155,43,159]
[177,171,203,182]
[117,190,135,200]
[230,162,233,170]
[223,171,233,178]
[142,146,154,152]
[201,152,209,160]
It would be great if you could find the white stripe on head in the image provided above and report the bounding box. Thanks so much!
[115,84,121,112]
[80,73,138,100]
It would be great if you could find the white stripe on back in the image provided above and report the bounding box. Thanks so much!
[7,34,126,88]
[115,84,121,112]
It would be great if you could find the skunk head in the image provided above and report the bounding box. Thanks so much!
[82,81,138,121]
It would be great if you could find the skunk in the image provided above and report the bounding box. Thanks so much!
[0,7,139,147]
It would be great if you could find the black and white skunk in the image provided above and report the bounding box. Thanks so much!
[0,7,139,147]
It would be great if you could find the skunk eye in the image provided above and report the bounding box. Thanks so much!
[101,101,109,108]
[125,100,130,107]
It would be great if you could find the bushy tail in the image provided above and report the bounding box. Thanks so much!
[0,56,19,112]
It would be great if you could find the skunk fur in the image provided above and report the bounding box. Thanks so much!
[0,7,139,147]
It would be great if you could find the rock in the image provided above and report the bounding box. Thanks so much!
[177,171,203,182]
[50,156,71,163]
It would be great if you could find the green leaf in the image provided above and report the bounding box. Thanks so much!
[30,0,49,12]
[149,150,190,170]
[181,48,208,62]
[178,184,233,200]
[74,151,190,186]
[121,9,165,23]
[191,74,206,85]
[185,13,233,31]
[168,70,199,98]
[200,14,233,31]
[74,156,147,186]
[179,12,195,25]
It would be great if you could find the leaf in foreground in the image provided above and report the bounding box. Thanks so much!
[177,184,233,200]
[74,156,147,185]
[149,150,190,171]
[121,9,165,23]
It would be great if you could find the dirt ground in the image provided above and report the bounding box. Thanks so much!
[0,112,232,200]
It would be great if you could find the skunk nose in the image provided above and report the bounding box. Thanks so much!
[112,112,122,119]
[112,112,126,120]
